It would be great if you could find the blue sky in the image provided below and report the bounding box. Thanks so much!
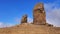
[0,0,60,28]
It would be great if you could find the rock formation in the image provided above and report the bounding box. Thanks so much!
[33,3,46,25]
[0,3,60,34]
[21,14,27,23]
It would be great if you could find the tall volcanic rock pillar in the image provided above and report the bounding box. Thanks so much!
[33,3,46,25]
[21,14,27,23]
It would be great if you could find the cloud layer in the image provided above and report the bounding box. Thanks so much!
[44,1,60,27]
[27,17,33,23]
[0,22,13,28]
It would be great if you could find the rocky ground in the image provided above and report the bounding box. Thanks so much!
[0,23,60,34]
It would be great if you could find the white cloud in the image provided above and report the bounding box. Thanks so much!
[0,22,4,28]
[27,17,33,23]
[44,1,60,27]
[0,22,8,28]
[15,17,21,24]
[0,22,14,28]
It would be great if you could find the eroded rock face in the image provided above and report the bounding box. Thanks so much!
[21,14,27,23]
[33,3,46,25]
[46,23,53,27]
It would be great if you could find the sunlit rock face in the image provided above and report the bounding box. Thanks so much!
[33,3,46,25]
